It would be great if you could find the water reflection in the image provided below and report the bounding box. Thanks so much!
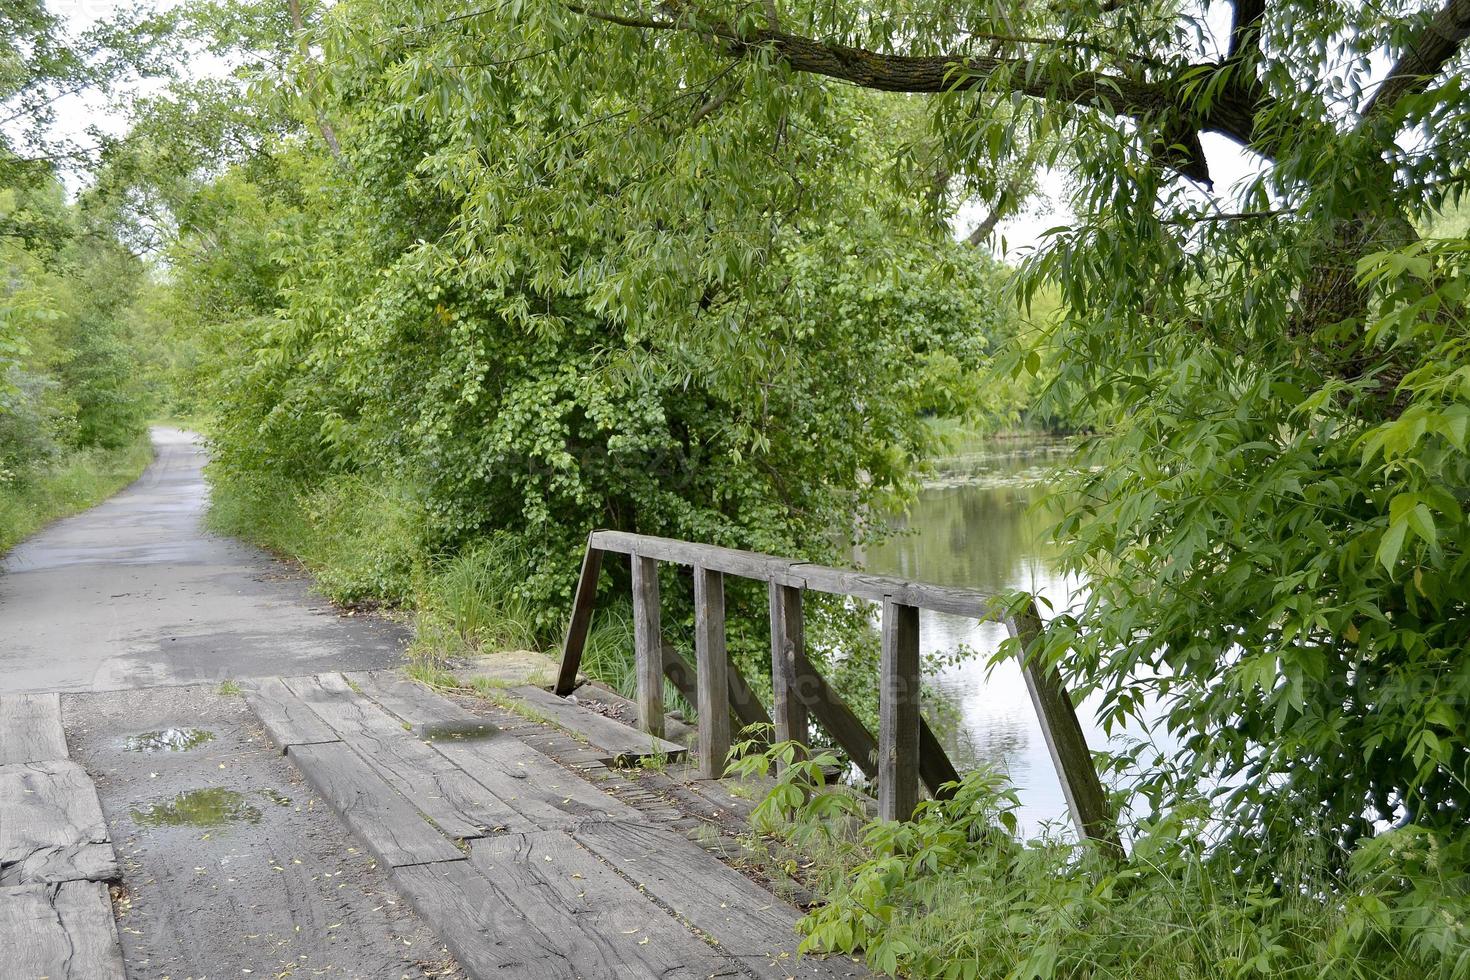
[867,439,1139,838]
[124,728,217,753]
[132,787,262,828]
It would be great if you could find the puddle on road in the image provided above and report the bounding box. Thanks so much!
[124,728,217,753]
[132,788,262,828]
[257,788,293,807]
[418,721,498,742]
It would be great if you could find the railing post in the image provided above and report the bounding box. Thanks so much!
[1007,600,1121,853]
[879,599,921,821]
[631,555,664,738]
[693,565,730,778]
[768,582,808,760]
[555,542,603,695]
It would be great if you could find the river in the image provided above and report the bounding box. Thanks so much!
[864,437,1150,838]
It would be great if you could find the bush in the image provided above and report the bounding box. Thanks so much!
[734,742,1468,979]
[206,471,423,606]
[0,433,153,554]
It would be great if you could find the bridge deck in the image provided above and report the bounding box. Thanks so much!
[247,670,869,979]
[0,693,127,979]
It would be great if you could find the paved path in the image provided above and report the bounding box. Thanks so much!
[0,427,407,693]
[0,430,867,978]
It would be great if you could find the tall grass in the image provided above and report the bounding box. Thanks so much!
[0,433,154,554]
[205,472,421,606]
[206,472,662,698]
[732,744,1468,980]
[412,537,540,658]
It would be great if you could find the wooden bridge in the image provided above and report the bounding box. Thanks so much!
[556,531,1119,847]
[2,532,1117,978]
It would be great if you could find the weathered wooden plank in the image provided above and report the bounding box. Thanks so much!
[786,564,1006,620]
[281,674,525,838]
[588,530,1004,618]
[244,676,339,751]
[0,692,68,764]
[677,776,764,821]
[592,530,793,583]
[506,685,686,765]
[630,554,665,739]
[392,860,563,979]
[768,583,808,757]
[461,831,737,979]
[285,741,465,868]
[694,565,732,779]
[555,543,604,695]
[0,881,126,980]
[0,760,118,886]
[879,601,921,821]
[1007,604,1121,851]
[575,820,870,978]
[348,671,640,825]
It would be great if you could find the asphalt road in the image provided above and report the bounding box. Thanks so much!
[0,427,408,693]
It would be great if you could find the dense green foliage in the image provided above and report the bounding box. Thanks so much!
[0,0,179,545]
[494,0,1470,870]
[1,170,157,534]
[736,741,1464,979]
[149,0,1018,651]
[1041,238,1470,858]
[9,0,1467,972]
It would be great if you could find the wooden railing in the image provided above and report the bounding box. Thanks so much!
[555,530,1119,847]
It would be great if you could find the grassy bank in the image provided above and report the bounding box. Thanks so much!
[205,472,654,696]
[734,747,1466,980]
[0,433,155,555]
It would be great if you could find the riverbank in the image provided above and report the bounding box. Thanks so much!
[0,433,154,555]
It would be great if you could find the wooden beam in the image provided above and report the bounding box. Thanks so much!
[722,651,774,736]
[918,715,961,800]
[660,641,699,707]
[505,685,687,765]
[555,542,603,695]
[631,554,665,739]
[788,651,957,798]
[768,582,808,758]
[589,530,1003,618]
[1007,601,1121,852]
[661,641,771,740]
[789,652,876,776]
[879,600,921,821]
[693,566,732,778]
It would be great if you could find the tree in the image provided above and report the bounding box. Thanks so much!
[1,0,178,189]
[467,0,1470,856]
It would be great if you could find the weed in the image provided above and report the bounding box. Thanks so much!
[729,740,1467,979]
[0,435,154,555]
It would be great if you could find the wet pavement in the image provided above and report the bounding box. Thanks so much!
[65,684,462,978]
[0,427,408,693]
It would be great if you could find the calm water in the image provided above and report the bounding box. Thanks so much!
[865,439,1158,838]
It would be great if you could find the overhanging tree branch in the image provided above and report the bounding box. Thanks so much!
[1227,0,1266,60]
[568,4,1277,180]
[1362,0,1470,121]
